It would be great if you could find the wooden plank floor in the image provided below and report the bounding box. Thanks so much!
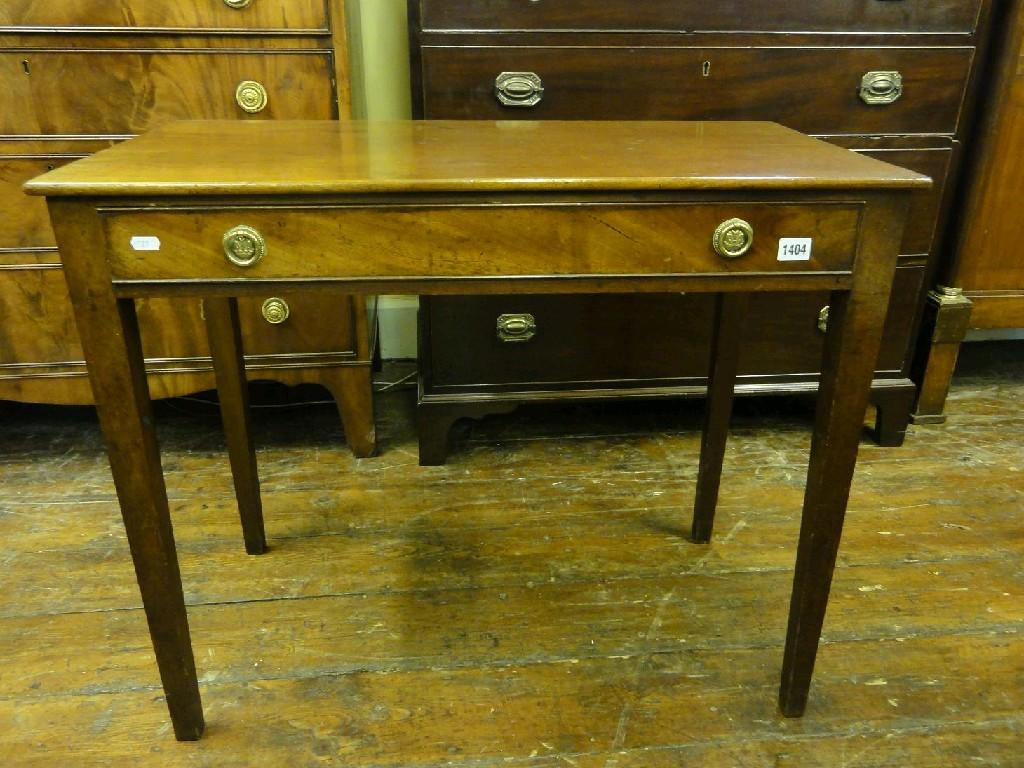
[1,342,1021,767]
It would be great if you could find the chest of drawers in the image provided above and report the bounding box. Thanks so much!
[0,0,375,456]
[408,0,994,463]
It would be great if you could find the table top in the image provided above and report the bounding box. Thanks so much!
[25,120,930,198]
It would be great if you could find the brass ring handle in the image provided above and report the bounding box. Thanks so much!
[495,72,544,107]
[223,225,266,268]
[712,218,754,259]
[817,306,830,334]
[859,71,903,105]
[235,80,268,113]
[223,0,254,8]
[261,297,290,324]
[497,313,537,343]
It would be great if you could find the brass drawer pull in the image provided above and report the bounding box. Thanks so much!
[818,305,830,334]
[497,313,537,343]
[223,0,254,8]
[235,80,268,113]
[223,225,266,267]
[712,218,754,259]
[495,72,544,107]
[859,71,903,105]
[261,297,290,324]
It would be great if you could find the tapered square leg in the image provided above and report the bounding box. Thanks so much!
[204,297,266,555]
[779,196,907,716]
[51,200,205,740]
[692,292,749,543]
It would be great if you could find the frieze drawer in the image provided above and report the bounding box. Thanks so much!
[102,202,863,282]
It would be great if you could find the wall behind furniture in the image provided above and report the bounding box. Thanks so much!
[349,0,418,358]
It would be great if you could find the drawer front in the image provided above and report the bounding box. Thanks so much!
[0,0,328,32]
[0,156,81,249]
[2,52,334,135]
[419,0,983,34]
[0,264,81,366]
[103,203,862,282]
[853,147,953,255]
[424,266,924,389]
[234,292,357,356]
[421,46,973,135]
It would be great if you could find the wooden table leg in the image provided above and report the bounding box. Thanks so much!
[51,200,205,740]
[692,292,749,543]
[779,197,905,716]
[204,297,267,555]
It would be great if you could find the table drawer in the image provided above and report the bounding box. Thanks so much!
[2,51,334,136]
[423,266,924,390]
[421,46,973,135]
[103,203,862,282]
[419,0,983,34]
[0,0,328,32]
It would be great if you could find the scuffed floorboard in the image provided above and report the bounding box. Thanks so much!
[0,342,1021,767]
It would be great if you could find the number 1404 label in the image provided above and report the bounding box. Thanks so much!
[777,238,813,262]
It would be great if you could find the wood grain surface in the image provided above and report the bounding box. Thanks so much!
[0,52,336,136]
[101,202,861,282]
[0,0,329,32]
[0,343,1020,765]
[24,121,930,197]
[419,47,974,136]
[949,0,1024,310]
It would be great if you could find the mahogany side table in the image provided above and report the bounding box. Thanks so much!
[26,119,928,740]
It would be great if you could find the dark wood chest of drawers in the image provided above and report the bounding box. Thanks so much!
[408,0,995,464]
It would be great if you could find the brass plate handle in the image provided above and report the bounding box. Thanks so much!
[223,225,266,267]
[859,71,903,105]
[712,218,754,259]
[818,305,830,334]
[497,313,537,343]
[223,0,253,8]
[261,297,290,324]
[495,72,544,107]
[235,80,268,113]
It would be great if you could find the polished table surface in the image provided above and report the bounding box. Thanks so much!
[27,120,929,742]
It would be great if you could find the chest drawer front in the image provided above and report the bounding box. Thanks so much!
[421,46,973,135]
[2,52,334,136]
[419,0,983,34]
[0,268,356,368]
[102,203,861,283]
[0,0,328,32]
[0,156,82,248]
[423,266,923,389]
[852,147,953,256]
[234,292,357,357]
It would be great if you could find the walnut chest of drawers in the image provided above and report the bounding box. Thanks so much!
[0,0,375,456]
[407,0,995,464]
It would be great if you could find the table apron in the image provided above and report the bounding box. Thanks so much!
[110,272,854,298]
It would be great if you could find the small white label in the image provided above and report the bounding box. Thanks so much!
[778,237,812,262]
[130,235,161,252]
